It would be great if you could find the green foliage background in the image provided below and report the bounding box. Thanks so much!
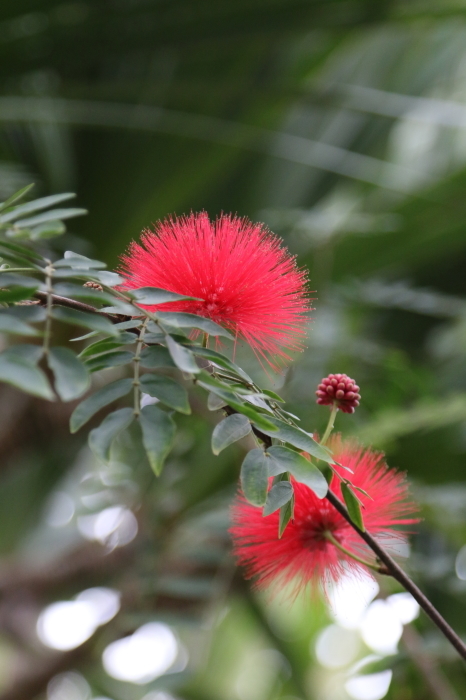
[1,1,466,699]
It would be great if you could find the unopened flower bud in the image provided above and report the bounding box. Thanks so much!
[316,373,360,414]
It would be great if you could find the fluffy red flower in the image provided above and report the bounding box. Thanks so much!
[119,212,310,368]
[230,436,418,596]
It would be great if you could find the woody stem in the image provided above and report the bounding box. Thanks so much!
[323,530,383,573]
[325,489,466,661]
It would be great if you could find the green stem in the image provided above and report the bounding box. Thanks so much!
[133,317,149,417]
[42,261,54,356]
[202,332,209,348]
[0,267,39,273]
[321,402,338,445]
[324,530,383,573]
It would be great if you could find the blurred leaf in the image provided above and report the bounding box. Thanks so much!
[52,307,119,336]
[0,192,75,222]
[207,391,227,410]
[211,413,251,455]
[263,481,293,516]
[85,350,134,372]
[130,287,202,304]
[166,335,200,373]
[266,446,328,498]
[139,404,176,476]
[14,208,87,229]
[140,346,175,369]
[157,311,232,339]
[254,417,333,463]
[70,378,133,432]
[0,313,40,337]
[262,389,285,403]
[240,448,268,505]
[53,283,116,305]
[279,495,294,538]
[0,287,36,303]
[197,381,278,430]
[30,220,66,240]
[188,345,253,382]
[0,351,54,400]
[140,374,191,414]
[0,183,35,212]
[61,252,106,268]
[89,407,134,462]
[341,483,365,531]
[79,335,135,359]
[48,347,90,401]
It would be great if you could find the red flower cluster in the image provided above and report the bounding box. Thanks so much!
[119,213,310,368]
[230,436,418,596]
[316,373,360,413]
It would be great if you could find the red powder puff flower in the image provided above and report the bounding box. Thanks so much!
[119,212,310,368]
[230,436,418,596]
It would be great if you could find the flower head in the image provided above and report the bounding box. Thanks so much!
[316,373,360,413]
[230,436,418,597]
[119,213,310,368]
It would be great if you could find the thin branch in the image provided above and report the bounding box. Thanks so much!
[33,290,124,320]
[325,489,466,661]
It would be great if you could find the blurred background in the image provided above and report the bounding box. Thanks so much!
[1,0,466,699]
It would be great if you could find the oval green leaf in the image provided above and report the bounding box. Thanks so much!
[263,481,293,517]
[140,374,190,414]
[139,404,176,476]
[211,413,251,455]
[266,446,328,499]
[89,407,134,462]
[70,378,133,433]
[341,482,365,531]
[48,347,90,401]
[240,448,268,506]
[165,335,200,374]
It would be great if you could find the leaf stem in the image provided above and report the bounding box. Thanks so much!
[321,402,338,445]
[133,317,149,417]
[323,530,382,573]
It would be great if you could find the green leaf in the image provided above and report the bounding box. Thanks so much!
[263,481,293,516]
[0,272,41,289]
[0,351,54,400]
[278,495,294,538]
[85,350,134,372]
[0,192,74,221]
[129,287,202,305]
[157,312,232,339]
[48,347,90,401]
[240,448,268,506]
[188,345,252,382]
[100,302,136,315]
[30,220,66,240]
[165,335,200,373]
[0,286,36,303]
[91,271,123,287]
[266,447,328,498]
[14,208,87,228]
[89,407,134,462]
[139,404,176,476]
[197,381,278,431]
[79,336,134,359]
[207,391,227,410]
[0,183,35,212]
[253,416,333,463]
[262,389,285,402]
[139,346,175,369]
[0,313,40,336]
[140,374,191,414]
[70,378,133,432]
[58,252,106,269]
[52,307,119,336]
[211,413,251,455]
[0,239,44,263]
[341,482,365,531]
[53,283,116,305]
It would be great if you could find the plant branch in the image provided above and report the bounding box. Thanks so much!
[133,317,148,416]
[325,489,466,661]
